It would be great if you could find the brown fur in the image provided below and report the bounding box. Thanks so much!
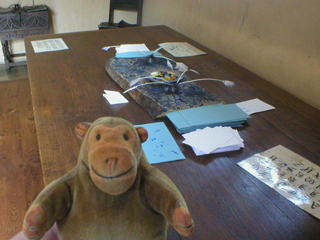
[23,117,194,239]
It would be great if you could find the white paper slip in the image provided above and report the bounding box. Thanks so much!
[115,44,149,53]
[103,90,129,105]
[102,45,120,51]
[159,42,206,57]
[31,38,69,53]
[236,98,275,115]
[238,145,320,220]
[102,44,150,52]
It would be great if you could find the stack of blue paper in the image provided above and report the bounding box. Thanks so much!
[166,103,250,134]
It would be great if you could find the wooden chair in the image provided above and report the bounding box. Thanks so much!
[98,0,143,29]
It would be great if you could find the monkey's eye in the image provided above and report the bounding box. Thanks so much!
[96,134,101,141]
[123,133,129,141]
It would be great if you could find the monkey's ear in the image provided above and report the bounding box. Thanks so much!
[75,122,92,140]
[135,127,148,143]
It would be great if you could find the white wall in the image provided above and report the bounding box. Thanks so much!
[142,0,320,110]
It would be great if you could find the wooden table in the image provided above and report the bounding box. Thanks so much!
[24,26,320,240]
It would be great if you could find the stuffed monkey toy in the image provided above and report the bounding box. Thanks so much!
[23,117,194,240]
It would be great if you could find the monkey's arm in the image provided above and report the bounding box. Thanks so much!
[141,159,194,236]
[23,167,77,240]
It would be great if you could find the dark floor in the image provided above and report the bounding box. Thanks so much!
[0,64,44,240]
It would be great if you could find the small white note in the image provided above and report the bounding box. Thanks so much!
[103,90,129,105]
[236,98,275,115]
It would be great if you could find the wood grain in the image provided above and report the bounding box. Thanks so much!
[0,79,43,239]
[24,26,320,239]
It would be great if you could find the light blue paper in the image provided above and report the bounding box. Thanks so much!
[166,104,250,133]
[181,104,246,125]
[116,51,162,58]
[165,111,190,130]
[137,122,185,164]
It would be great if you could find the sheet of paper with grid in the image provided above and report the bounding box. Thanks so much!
[159,42,206,57]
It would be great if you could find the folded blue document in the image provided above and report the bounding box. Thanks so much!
[166,104,250,133]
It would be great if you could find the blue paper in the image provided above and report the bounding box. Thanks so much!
[116,51,162,58]
[181,104,247,125]
[137,122,185,164]
[166,104,250,133]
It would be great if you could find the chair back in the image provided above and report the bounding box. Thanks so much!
[109,0,143,26]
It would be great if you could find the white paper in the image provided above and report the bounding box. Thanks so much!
[159,42,206,57]
[103,90,129,105]
[182,126,244,155]
[103,44,150,53]
[118,44,149,53]
[192,145,241,156]
[238,145,320,219]
[102,45,120,51]
[31,38,69,53]
[236,98,275,115]
[103,44,152,58]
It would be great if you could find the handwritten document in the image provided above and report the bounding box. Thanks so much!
[138,122,185,164]
[159,42,206,57]
[31,38,69,53]
[238,145,320,219]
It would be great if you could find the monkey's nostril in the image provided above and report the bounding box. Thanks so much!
[106,158,118,163]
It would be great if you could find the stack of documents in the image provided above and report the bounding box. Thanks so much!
[182,126,244,155]
[166,103,250,134]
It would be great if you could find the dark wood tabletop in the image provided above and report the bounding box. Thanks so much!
[24,25,320,240]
